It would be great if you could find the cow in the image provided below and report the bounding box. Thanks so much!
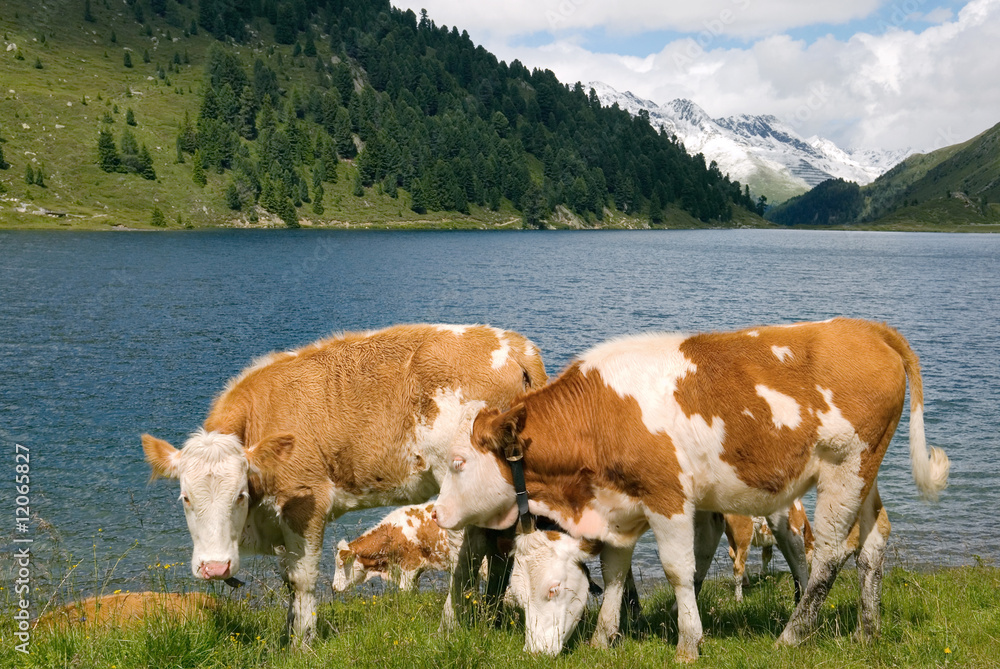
[724,499,814,602]
[434,318,949,663]
[333,503,462,592]
[142,323,547,645]
[34,592,216,631]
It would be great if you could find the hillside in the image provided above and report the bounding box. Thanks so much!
[765,121,1000,228]
[0,0,765,230]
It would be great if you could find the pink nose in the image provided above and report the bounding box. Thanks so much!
[200,561,231,580]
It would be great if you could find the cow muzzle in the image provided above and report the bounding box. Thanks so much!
[199,560,232,580]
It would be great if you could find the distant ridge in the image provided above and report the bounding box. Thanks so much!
[589,82,911,203]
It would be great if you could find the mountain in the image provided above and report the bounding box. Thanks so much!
[765,120,1000,227]
[0,0,763,229]
[589,82,911,204]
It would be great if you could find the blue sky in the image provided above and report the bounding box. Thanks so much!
[396,0,999,151]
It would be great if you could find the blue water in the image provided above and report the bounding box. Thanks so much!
[2,229,998,595]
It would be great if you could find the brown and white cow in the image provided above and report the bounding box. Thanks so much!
[142,324,547,644]
[434,318,948,662]
[724,499,814,602]
[333,503,462,592]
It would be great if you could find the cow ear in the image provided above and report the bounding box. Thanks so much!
[473,404,527,455]
[142,434,180,480]
[246,433,294,492]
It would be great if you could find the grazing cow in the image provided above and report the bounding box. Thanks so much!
[35,592,216,631]
[333,503,462,592]
[434,319,948,662]
[724,499,814,602]
[142,324,547,644]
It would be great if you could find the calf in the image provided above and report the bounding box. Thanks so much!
[35,592,216,631]
[142,324,547,644]
[434,319,948,662]
[724,500,814,602]
[333,503,462,592]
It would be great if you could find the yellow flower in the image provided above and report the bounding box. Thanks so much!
[113,590,121,594]
[945,648,952,654]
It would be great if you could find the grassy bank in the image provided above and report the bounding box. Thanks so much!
[3,564,997,668]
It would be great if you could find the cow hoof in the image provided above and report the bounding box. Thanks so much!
[675,645,699,664]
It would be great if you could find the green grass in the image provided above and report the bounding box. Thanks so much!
[4,563,997,668]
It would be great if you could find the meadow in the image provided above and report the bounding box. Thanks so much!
[3,548,997,668]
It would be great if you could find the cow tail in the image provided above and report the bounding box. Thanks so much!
[879,323,950,501]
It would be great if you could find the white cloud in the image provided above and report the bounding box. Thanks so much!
[396,0,883,39]
[433,0,1000,151]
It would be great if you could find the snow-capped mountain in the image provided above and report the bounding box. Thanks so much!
[589,82,911,203]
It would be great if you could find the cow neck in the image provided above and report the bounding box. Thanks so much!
[503,439,534,534]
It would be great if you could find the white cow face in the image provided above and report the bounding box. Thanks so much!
[506,530,595,656]
[332,539,364,592]
[142,430,290,581]
[434,406,523,531]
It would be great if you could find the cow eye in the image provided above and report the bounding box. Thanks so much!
[452,456,466,472]
[180,494,190,505]
[237,491,249,504]
[547,583,561,600]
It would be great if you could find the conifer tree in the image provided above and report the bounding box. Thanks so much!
[97,129,120,172]
[192,149,206,186]
[151,206,166,227]
[24,164,34,185]
[125,108,136,126]
[84,0,95,22]
[351,171,364,197]
[34,165,45,187]
[123,51,132,68]
[0,143,8,169]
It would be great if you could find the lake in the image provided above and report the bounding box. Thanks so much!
[1,229,998,595]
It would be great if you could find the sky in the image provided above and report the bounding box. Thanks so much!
[393,0,1000,152]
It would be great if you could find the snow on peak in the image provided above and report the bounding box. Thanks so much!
[587,81,913,202]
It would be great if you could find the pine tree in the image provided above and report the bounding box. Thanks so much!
[24,164,34,185]
[123,51,132,68]
[138,144,156,180]
[150,206,166,227]
[311,183,324,215]
[351,171,364,197]
[649,193,664,225]
[33,165,45,187]
[143,49,151,64]
[84,0,95,22]
[97,128,120,172]
[0,143,8,169]
[125,108,136,126]
[192,149,206,186]
[410,178,428,214]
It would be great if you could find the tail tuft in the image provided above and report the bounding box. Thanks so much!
[909,406,950,502]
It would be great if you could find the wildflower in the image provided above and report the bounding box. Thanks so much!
[945,648,952,654]
[114,589,122,594]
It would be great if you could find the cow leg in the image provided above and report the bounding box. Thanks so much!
[854,485,890,642]
[777,472,857,647]
[441,525,491,631]
[768,511,809,605]
[591,542,636,648]
[648,507,701,664]
[693,511,725,599]
[481,527,515,611]
[621,568,642,629]
[399,568,420,592]
[279,525,324,647]
[730,543,749,602]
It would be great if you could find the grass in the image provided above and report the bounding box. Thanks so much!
[3,558,997,668]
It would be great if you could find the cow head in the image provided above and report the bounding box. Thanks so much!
[434,405,527,531]
[505,530,598,655]
[332,539,364,592]
[141,430,292,582]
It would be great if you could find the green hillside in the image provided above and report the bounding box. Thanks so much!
[765,121,1000,229]
[0,0,765,230]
